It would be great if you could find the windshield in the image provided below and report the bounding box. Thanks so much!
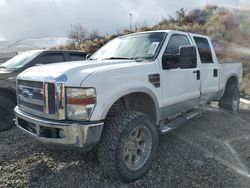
[90,32,167,61]
[0,51,41,69]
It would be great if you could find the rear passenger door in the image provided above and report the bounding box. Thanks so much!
[33,53,65,65]
[191,35,219,103]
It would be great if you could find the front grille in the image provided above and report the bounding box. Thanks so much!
[17,80,65,120]
[17,80,45,113]
[17,79,65,120]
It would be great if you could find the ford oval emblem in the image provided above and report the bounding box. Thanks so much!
[22,89,33,98]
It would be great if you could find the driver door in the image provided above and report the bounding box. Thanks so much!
[161,33,201,117]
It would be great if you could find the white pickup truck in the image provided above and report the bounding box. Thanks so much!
[14,30,242,182]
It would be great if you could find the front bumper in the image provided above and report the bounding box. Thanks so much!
[14,106,104,150]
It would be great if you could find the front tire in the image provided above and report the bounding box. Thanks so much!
[98,111,159,182]
[0,95,15,132]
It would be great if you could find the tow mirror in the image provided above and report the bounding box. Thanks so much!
[162,46,197,70]
[162,54,180,70]
[179,46,197,69]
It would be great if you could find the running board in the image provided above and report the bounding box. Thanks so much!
[159,108,205,134]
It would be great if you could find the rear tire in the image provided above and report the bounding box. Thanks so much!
[98,111,159,182]
[0,95,15,132]
[219,81,239,112]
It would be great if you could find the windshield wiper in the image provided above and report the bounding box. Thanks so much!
[0,66,6,69]
[102,57,132,60]
[101,57,143,62]
[88,57,97,60]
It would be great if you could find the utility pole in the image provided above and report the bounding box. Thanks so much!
[235,0,238,16]
[130,13,132,31]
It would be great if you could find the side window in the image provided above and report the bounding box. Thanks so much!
[193,37,213,63]
[69,53,86,61]
[35,53,65,64]
[165,34,190,54]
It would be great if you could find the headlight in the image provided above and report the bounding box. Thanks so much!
[66,88,96,120]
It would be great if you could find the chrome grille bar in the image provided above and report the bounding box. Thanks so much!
[44,83,49,114]
[18,94,44,106]
[17,80,43,89]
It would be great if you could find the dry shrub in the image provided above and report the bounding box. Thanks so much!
[62,6,250,56]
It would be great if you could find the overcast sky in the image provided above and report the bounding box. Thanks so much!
[0,0,248,41]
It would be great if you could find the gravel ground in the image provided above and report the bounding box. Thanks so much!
[0,103,250,188]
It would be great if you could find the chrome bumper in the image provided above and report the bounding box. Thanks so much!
[14,106,104,150]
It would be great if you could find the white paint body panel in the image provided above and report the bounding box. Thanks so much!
[82,61,162,120]
[17,30,243,123]
[161,32,201,107]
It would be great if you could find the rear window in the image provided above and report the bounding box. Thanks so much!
[193,37,213,63]
[69,53,86,61]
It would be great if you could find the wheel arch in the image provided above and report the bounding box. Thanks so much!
[222,75,239,97]
[227,75,238,85]
[98,88,160,125]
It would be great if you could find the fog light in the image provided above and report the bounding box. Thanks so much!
[59,129,65,138]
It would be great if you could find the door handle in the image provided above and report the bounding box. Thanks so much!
[213,69,218,77]
[193,70,200,80]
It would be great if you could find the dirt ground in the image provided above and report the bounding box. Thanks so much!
[0,102,249,188]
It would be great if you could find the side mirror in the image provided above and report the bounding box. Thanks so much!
[162,54,180,70]
[162,45,197,70]
[179,46,197,69]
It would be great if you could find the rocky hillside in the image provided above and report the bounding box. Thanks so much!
[0,37,70,53]
[62,5,250,60]
[60,5,250,96]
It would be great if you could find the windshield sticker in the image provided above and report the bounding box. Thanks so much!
[147,42,159,55]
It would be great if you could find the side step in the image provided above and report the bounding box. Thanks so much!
[159,108,205,134]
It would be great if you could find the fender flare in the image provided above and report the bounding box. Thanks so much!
[95,87,160,123]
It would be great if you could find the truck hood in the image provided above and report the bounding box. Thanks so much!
[17,60,141,86]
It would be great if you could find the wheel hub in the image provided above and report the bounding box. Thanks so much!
[123,126,152,171]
